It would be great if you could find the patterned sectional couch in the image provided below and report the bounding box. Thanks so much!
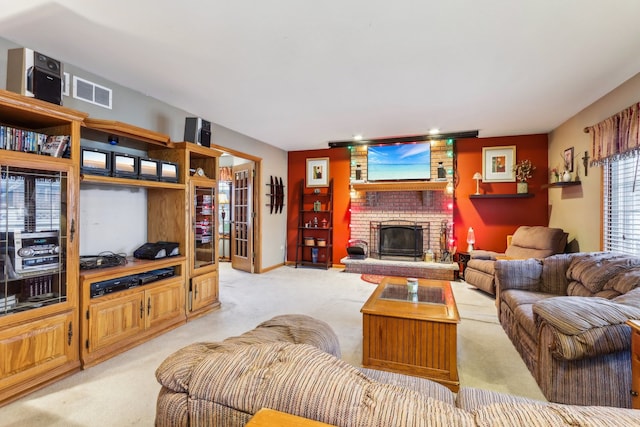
[155,313,640,426]
[495,251,640,408]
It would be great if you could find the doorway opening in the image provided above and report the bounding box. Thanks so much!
[213,144,262,274]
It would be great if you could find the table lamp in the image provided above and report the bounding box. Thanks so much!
[467,227,476,252]
[472,172,482,195]
[218,192,230,260]
[218,193,229,222]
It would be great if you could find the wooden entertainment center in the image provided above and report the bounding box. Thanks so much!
[0,90,222,404]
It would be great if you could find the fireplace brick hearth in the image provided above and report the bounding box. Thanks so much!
[341,256,458,280]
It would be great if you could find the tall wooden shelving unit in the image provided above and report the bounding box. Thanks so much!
[0,89,87,404]
[295,179,333,269]
[152,142,223,320]
[78,119,188,368]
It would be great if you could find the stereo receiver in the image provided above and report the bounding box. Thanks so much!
[9,230,61,274]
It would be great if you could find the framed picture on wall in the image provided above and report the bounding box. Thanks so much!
[564,147,574,172]
[306,157,330,187]
[482,146,516,182]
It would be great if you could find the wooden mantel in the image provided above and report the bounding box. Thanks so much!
[352,181,449,192]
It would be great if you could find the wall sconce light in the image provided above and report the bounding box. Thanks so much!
[472,172,482,195]
[467,227,476,252]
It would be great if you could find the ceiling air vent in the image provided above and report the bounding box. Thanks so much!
[72,76,112,109]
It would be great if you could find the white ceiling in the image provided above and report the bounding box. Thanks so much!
[2,1,640,152]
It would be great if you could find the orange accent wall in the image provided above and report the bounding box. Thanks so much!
[287,148,351,264]
[454,134,549,252]
[287,134,549,263]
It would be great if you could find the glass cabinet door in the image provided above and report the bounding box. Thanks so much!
[0,166,69,316]
[192,183,216,271]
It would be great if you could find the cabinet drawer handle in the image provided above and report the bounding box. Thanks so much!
[147,297,151,315]
[140,301,144,318]
[632,390,639,397]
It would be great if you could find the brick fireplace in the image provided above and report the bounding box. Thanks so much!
[343,141,457,279]
[348,141,455,257]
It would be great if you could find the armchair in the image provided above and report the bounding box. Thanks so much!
[463,226,568,295]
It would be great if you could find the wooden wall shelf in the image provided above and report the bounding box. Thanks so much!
[83,118,172,147]
[81,174,184,189]
[352,181,448,192]
[542,181,581,189]
[469,193,534,199]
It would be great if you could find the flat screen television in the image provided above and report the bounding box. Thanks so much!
[111,152,139,179]
[367,142,431,181]
[159,161,179,183]
[138,158,160,181]
[80,147,111,176]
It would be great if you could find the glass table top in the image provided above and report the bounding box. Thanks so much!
[379,283,446,305]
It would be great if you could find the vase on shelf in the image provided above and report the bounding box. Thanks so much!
[562,170,572,182]
[516,182,528,194]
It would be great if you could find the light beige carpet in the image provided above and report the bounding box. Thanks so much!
[0,263,544,426]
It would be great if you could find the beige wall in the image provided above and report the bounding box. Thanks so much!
[0,37,289,271]
[548,72,640,251]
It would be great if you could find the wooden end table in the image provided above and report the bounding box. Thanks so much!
[246,408,335,426]
[361,276,460,391]
[455,251,471,280]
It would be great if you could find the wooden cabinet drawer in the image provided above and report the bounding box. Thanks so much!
[190,271,219,314]
[87,292,145,353]
[633,327,640,355]
[629,320,640,410]
[0,311,77,389]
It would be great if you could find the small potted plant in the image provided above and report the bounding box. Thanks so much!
[513,159,535,193]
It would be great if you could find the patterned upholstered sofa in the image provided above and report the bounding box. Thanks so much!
[495,252,640,408]
[155,314,640,426]
[464,226,568,295]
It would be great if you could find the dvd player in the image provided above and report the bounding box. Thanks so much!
[89,268,176,298]
[90,275,139,298]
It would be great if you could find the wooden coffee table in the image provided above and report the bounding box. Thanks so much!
[361,276,460,391]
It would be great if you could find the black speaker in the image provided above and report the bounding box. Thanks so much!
[29,67,62,105]
[30,51,62,105]
[184,117,211,147]
[6,48,63,105]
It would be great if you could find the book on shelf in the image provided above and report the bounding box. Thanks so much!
[0,293,17,310]
[0,125,48,153]
[40,135,70,157]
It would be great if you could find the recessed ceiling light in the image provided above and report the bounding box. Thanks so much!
[429,128,440,135]
[353,134,363,141]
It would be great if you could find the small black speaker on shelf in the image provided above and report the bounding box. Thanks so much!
[184,117,211,147]
[6,48,63,105]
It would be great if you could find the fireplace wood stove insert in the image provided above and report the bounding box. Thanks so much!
[370,220,430,261]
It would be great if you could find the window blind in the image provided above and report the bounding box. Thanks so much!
[603,154,640,254]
